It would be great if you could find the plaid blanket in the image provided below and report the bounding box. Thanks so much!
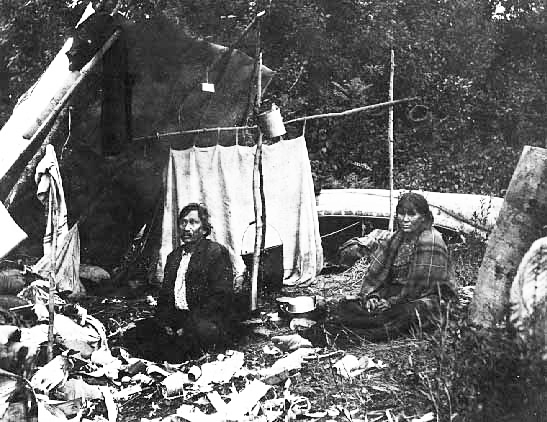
[359,226,455,307]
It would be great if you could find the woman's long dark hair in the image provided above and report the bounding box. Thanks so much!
[396,192,434,227]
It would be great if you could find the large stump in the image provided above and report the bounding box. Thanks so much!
[470,146,547,327]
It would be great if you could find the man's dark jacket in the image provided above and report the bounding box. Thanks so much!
[156,238,238,330]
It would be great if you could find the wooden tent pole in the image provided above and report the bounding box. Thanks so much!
[232,11,265,51]
[2,30,122,359]
[4,108,68,210]
[204,9,265,90]
[388,49,395,233]
[132,97,419,142]
[47,194,58,362]
[0,29,122,199]
[35,28,122,138]
[250,20,263,312]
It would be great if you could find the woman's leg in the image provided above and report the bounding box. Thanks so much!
[332,298,438,341]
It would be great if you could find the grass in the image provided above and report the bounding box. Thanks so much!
[292,232,546,421]
[81,232,546,422]
[394,232,546,422]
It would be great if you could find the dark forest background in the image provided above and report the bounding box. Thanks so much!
[1,0,545,196]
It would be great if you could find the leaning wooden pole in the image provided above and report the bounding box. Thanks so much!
[0,29,122,201]
[250,23,263,312]
[47,195,58,362]
[388,49,395,232]
[4,108,68,210]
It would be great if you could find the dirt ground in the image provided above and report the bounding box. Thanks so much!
[79,271,452,422]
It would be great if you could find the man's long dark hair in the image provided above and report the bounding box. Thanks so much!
[178,202,212,237]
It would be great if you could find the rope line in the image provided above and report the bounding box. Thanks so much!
[320,221,361,239]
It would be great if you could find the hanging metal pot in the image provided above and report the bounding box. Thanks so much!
[258,104,286,138]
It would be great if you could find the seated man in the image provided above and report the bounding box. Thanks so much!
[328,192,456,341]
[127,203,248,362]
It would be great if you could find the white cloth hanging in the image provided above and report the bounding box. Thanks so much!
[159,136,323,286]
[32,145,85,295]
[34,144,68,258]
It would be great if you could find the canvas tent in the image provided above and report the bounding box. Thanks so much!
[0,12,323,286]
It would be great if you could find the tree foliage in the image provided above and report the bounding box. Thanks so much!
[0,0,545,196]
[0,0,76,121]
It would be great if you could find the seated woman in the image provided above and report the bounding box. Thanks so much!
[332,192,456,341]
[127,203,248,362]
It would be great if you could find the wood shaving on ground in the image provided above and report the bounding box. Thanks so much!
[0,268,476,421]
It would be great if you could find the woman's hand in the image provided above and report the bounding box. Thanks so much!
[376,298,391,311]
[164,326,185,336]
[364,297,391,313]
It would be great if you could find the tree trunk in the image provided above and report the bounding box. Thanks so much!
[470,146,547,327]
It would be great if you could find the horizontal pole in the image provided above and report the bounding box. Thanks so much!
[132,96,419,142]
[133,124,256,141]
[284,96,418,124]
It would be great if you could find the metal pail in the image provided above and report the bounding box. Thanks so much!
[258,105,286,138]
